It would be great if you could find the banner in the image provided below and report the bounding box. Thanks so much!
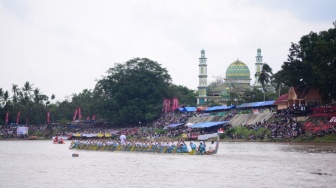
[167,99,171,112]
[17,127,28,135]
[5,112,9,125]
[78,107,82,120]
[73,109,78,121]
[47,112,50,124]
[172,97,179,111]
[16,111,20,124]
[198,133,218,140]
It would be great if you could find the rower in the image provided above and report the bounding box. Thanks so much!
[190,141,196,151]
[198,141,206,155]
[54,135,58,143]
[206,141,216,154]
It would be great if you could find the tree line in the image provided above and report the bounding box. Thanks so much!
[0,58,196,126]
[1,24,335,126]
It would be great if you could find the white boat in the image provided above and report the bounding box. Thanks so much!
[52,135,70,140]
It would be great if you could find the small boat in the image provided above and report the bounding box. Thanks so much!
[52,136,70,140]
[69,134,220,155]
[53,141,65,144]
[28,136,38,140]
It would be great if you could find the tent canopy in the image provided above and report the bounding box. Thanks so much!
[191,121,229,128]
[236,100,276,108]
[167,123,185,128]
[177,107,197,113]
[203,105,236,112]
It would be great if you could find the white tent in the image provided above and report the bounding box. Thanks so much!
[185,122,194,127]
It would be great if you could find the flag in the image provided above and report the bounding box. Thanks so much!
[92,115,96,120]
[47,111,50,124]
[78,107,82,120]
[73,109,78,121]
[162,99,167,113]
[5,112,9,125]
[172,97,179,111]
[167,99,171,112]
[16,111,20,124]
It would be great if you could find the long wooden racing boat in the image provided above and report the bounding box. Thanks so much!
[69,134,220,155]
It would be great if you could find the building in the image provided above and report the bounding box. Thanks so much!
[197,49,208,105]
[274,87,322,110]
[197,49,265,105]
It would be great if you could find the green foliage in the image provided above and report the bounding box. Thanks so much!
[155,129,166,135]
[275,25,336,103]
[241,87,264,103]
[168,85,197,106]
[258,63,273,92]
[224,127,271,140]
[94,58,172,124]
[255,128,271,138]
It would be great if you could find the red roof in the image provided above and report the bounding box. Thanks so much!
[293,87,312,99]
[274,94,288,105]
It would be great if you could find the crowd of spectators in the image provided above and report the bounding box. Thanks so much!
[152,112,191,129]
[2,103,336,140]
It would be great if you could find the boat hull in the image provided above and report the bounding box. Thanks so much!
[69,135,219,155]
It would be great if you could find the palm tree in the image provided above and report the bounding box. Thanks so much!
[0,88,4,108]
[12,84,19,110]
[22,81,33,102]
[33,88,41,103]
[258,63,273,101]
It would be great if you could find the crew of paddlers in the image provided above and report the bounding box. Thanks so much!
[69,138,217,155]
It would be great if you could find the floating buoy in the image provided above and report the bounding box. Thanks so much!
[72,153,79,157]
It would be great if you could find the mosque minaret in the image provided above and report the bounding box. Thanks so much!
[197,49,208,105]
[254,48,264,87]
[196,48,267,105]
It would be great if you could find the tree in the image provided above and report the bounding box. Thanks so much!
[274,25,336,103]
[95,58,172,124]
[258,63,273,101]
[22,81,33,102]
[168,84,197,107]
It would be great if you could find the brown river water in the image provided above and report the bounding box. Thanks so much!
[0,140,335,188]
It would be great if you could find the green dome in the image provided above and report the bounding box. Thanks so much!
[226,60,250,79]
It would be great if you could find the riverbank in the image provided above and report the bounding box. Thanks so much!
[218,134,336,143]
[2,134,336,143]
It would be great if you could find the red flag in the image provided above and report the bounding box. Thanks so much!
[167,99,172,112]
[162,99,167,113]
[47,112,50,124]
[16,111,20,124]
[78,107,82,120]
[5,112,9,125]
[73,109,78,121]
[172,97,179,111]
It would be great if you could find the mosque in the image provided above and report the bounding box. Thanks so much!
[197,48,264,105]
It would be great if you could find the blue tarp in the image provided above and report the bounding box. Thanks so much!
[167,123,185,128]
[236,100,276,108]
[203,105,236,112]
[191,121,229,128]
[177,107,197,113]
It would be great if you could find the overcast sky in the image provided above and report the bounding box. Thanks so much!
[1,0,335,101]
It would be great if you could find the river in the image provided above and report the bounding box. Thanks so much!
[0,140,335,188]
